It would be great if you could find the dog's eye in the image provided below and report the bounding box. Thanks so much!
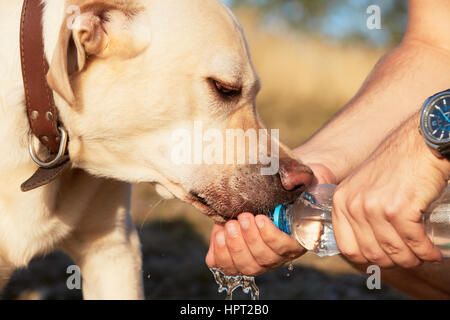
[210,79,242,98]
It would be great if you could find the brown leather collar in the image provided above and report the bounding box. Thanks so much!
[20,0,71,192]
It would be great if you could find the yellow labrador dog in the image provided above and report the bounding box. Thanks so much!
[0,0,314,299]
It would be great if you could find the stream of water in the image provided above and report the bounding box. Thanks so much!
[210,268,260,300]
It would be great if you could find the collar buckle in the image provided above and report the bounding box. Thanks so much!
[28,126,68,169]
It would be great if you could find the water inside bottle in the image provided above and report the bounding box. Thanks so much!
[424,199,450,258]
[291,184,340,257]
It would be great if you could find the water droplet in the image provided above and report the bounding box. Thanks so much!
[286,262,294,277]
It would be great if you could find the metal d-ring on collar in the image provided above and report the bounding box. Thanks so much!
[28,126,68,168]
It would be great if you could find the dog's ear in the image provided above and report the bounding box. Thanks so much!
[47,0,142,106]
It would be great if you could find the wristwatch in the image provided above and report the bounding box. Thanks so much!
[419,89,450,160]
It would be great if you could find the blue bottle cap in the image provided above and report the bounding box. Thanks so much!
[269,204,291,235]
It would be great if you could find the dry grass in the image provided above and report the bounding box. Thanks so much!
[131,9,388,275]
[239,10,385,147]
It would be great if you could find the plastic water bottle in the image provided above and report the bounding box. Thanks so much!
[267,184,450,258]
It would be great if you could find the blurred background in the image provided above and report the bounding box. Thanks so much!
[3,0,410,300]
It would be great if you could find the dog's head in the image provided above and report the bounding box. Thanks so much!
[47,0,313,223]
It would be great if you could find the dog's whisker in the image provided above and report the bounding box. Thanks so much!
[139,198,164,231]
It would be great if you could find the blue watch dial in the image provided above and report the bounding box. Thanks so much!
[423,94,450,144]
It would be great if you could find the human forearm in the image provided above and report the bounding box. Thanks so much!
[295,40,450,182]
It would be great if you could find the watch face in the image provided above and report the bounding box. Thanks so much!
[422,93,450,144]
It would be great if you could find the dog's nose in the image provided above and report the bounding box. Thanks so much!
[278,158,314,191]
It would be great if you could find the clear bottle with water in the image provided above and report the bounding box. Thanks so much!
[267,184,450,258]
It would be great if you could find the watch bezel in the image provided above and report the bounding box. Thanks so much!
[420,90,450,146]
